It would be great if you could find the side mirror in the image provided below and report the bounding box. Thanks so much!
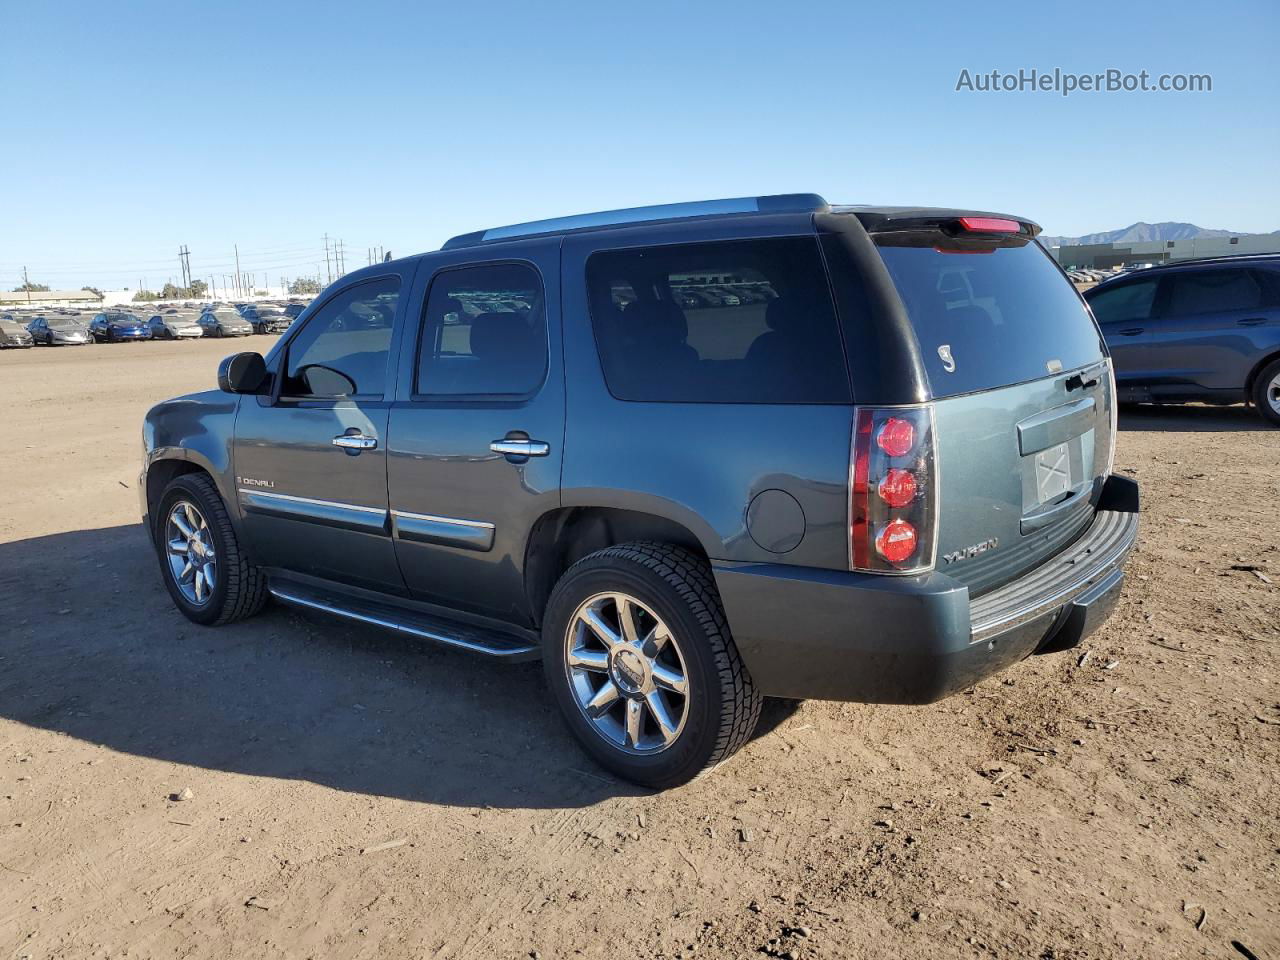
[217,352,267,394]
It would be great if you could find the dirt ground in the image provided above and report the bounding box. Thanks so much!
[1,339,1277,960]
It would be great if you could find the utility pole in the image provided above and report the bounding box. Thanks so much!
[323,234,332,284]
[22,266,31,303]
[234,244,242,298]
[178,245,191,288]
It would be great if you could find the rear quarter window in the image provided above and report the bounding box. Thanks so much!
[873,237,1105,397]
[586,237,851,404]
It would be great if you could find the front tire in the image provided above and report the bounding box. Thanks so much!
[542,542,762,789]
[154,473,268,626]
[1251,357,1280,427]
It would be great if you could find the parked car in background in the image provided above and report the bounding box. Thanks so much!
[198,307,253,338]
[141,193,1139,787]
[283,301,307,319]
[239,304,292,335]
[148,312,204,340]
[89,312,151,343]
[0,315,35,348]
[1085,254,1280,425]
[27,315,92,345]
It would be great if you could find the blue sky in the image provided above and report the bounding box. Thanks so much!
[2,0,1277,291]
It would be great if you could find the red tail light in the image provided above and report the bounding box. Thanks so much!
[957,216,1020,233]
[876,519,918,564]
[851,406,937,573]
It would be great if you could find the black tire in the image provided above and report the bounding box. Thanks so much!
[542,542,762,789]
[1250,356,1280,427]
[154,472,268,626]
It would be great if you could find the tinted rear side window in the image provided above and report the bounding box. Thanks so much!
[586,237,850,403]
[874,237,1105,397]
[1164,269,1262,315]
[416,262,546,396]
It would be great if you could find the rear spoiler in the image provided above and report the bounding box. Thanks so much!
[837,206,1042,239]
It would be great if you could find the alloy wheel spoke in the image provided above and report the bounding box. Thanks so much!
[584,680,620,717]
[567,647,609,672]
[579,608,622,649]
[183,502,201,531]
[640,625,670,659]
[624,698,644,749]
[645,690,679,745]
[178,561,195,583]
[650,663,687,696]
[615,595,641,646]
[168,537,188,556]
[193,568,206,602]
[201,561,216,591]
[171,513,195,540]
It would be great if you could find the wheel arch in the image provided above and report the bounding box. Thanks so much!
[524,506,710,628]
[1245,348,1280,399]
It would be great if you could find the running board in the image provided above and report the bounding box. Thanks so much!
[268,583,539,660]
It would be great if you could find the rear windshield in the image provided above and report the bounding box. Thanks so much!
[873,235,1104,397]
[586,237,850,404]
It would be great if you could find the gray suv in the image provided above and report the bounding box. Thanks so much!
[141,194,1140,787]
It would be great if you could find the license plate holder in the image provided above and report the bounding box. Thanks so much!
[1034,441,1071,503]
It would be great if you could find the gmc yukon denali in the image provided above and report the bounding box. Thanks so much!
[141,194,1140,787]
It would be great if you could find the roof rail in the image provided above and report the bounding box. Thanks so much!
[441,193,829,249]
[1139,251,1280,270]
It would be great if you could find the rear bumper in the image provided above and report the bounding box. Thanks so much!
[713,474,1139,704]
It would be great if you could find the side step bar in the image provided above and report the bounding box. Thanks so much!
[268,582,540,660]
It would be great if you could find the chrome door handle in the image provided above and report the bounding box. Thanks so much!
[1238,317,1266,327]
[1117,327,1144,336]
[490,439,550,457]
[332,433,378,450]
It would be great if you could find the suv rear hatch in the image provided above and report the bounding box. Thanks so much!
[862,213,1114,596]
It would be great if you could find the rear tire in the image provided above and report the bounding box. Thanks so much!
[154,473,268,626]
[542,542,762,789]
[1251,357,1280,427]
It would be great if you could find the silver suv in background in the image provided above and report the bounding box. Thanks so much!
[198,307,253,338]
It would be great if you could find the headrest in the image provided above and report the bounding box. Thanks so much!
[622,299,688,343]
[469,312,528,358]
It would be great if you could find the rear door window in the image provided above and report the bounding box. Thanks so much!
[874,237,1105,396]
[1163,269,1262,316]
[415,262,547,397]
[586,237,850,403]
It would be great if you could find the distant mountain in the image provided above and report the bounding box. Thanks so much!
[1041,221,1278,248]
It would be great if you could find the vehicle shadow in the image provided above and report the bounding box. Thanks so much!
[1117,403,1271,433]
[0,523,654,810]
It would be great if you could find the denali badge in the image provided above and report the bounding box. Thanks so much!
[937,344,956,373]
[943,538,999,564]
[236,476,275,488]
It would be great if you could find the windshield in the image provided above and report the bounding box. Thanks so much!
[873,235,1105,397]
[107,313,143,325]
[48,318,85,329]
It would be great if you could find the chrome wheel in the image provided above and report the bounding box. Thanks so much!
[1267,372,1280,417]
[565,592,690,755]
[165,500,217,605]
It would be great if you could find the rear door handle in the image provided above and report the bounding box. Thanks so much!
[490,439,550,458]
[332,433,377,451]
[1118,327,1144,336]
[1238,317,1266,327]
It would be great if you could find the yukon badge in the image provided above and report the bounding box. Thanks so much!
[937,344,956,373]
[943,538,999,565]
